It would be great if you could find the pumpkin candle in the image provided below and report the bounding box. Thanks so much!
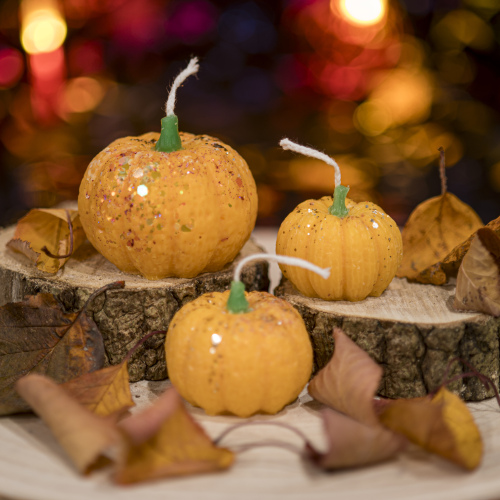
[165,253,330,417]
[78,58,257,280]
[276,139,403,301]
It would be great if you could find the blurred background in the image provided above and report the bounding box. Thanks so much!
[0,0,499,228]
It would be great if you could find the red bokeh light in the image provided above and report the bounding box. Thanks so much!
[0,48,25,88]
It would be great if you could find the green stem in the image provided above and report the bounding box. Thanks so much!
[155,115,182,152]
[328,185,350,218]
[226,280,249,314]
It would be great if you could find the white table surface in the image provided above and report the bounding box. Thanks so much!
[2,228,500,500]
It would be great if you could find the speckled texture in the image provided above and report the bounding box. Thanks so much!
[276,277,500,401]
[276,196,403,301]
[0,226,269,382]
[78,132,258,279]
[166,290,313,417]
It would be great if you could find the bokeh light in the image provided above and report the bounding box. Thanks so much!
[0,49,24,89]
[338,0,386,26]
[0,0,499,228]
[61,77,106,114]
[21,0,67,54]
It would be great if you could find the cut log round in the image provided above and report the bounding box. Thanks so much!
[275,277,500,401]
[0,226,269,382]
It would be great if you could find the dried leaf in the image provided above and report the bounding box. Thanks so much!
[7,208,86,273]
[115,388,234,484]
[378,388,483,470]
[306,409,407,470]
[0,293,105,415]
[308,328,382,426]
[15,374,122,473]
[417,215,500,285]
[453,228,500,316]
[62,363,134,417]
[397,192,483,283]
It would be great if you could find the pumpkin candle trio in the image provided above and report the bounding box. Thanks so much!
[75,58,405,417]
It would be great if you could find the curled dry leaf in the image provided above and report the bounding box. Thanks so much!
[115,388,234,484]
[7,209,86,273]
[62,362,134,417]
[307,328,482,471]
[454,227,500,316]
[418,215,500,286]
[378,388,483,470]
[397,192,483,283]
[397,150,483,284]
[308,327,382,426]
[0,293,105,415]
[306,409,407,470]
[15,374,122,474]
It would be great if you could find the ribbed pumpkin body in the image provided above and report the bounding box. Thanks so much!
[78,132,257,279]
[276,196,403,301]
[165,290,313,417]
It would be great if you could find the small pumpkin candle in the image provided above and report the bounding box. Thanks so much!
[276,139,402,301]
[165,253,330,417]
[78,58,257,279]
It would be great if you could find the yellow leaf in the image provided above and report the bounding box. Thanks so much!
[62,363,134,417]
[378,388,483,470]
[7,208,86,273]
[397,149,483,284]
[115,388,234,484]
[397,192,483,283]
[15,374,122,474]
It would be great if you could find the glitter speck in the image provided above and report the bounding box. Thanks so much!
[209,347,216,355]
[370,219,379,229]
[179,190,184,195]
[85,193,90,199]
[211,333,222,346]
[137,184,148,197]
[133,168,144,179]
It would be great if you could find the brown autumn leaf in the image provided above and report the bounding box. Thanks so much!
[115,388,234,484]
[306,409,407,470]
[378,387,483,470]
[307,328,482,471]
[16,374,123,473]
[0,281,124,415]
[417,215,500,285]
[397,150,483,284]
[308,327,382,426]
[7,208,86,273]
[453,227,500,316]
[62,362,134,417]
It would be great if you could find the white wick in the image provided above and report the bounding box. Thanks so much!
[280,138,342,188]
[234,253,330,283]
[165,57,200,116]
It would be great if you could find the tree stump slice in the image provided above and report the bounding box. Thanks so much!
[275,277,500,401]
[0,225,269,382]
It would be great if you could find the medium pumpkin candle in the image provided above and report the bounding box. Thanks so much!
[276,138,402,301]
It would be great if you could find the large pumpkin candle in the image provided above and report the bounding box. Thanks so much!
[78,58,258,279]
[276,139,403,301]
[165,253,330,417]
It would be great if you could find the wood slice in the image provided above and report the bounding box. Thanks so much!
[275,277,500,401]
[0,225,269,382]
